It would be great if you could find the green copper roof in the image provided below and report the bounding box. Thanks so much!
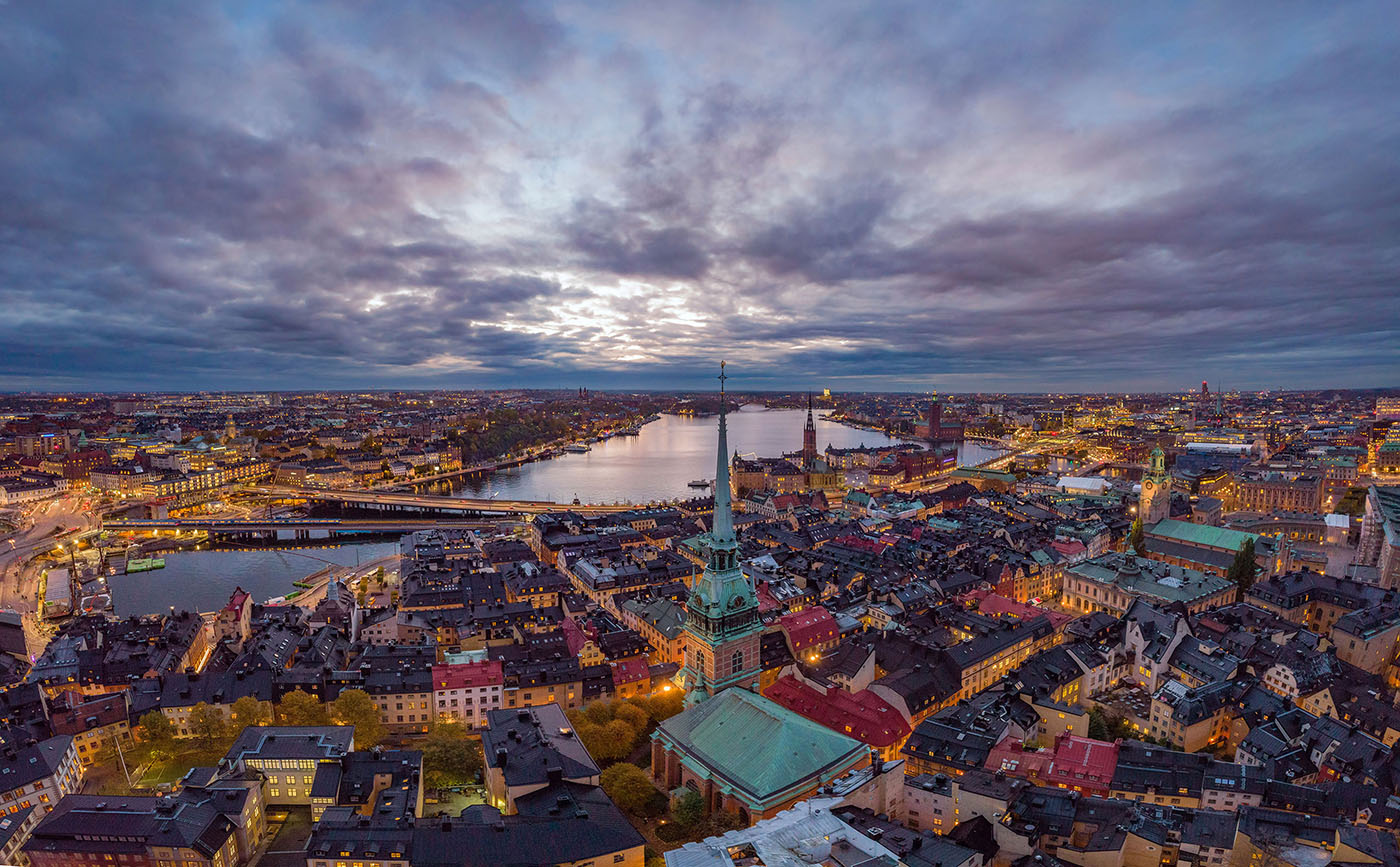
[654,689,866,802]
[1146,517,1256,551]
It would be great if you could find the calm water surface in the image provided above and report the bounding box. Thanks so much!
[110,410,1002,614]
[110,541,398,616]
[452,407,1004,504]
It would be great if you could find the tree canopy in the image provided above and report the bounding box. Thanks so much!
[187,703,229,751]
[137,710,176,757]
[330,689,386,746]
[230,696,270,730]
[1227,539,1257,591]
[601,763,661,815]
[277,689,332,726]
[421,722,483,789]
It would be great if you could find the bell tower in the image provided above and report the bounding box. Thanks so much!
[1139,446,1172,526]
[680,362,762,704]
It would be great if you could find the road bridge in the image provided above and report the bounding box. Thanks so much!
[104,517,500,533]
[253,486,639,515]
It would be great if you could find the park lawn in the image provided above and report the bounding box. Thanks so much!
[135,746,228,789]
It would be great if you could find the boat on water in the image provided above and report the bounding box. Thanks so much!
[688,479,710,488]
[563,443,591,453]
[124,557,166,574]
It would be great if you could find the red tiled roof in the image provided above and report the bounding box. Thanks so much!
[959,590,1072,630]
[224,589,249,612]
[779,606,839,651]
[1045,734,1119,790]
[610,657,649,685]
[755,583,782,613]
[49,690,129,734]
[561,617,588,656]
[763,675,911,749]
[983,737,1051,779]
[431,659,504,691]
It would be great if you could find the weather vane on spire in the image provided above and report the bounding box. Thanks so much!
[719,360,726,393]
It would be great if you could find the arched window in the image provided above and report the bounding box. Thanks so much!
[731,649,744,676]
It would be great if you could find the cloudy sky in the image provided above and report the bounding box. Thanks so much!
[2,2,1397,392]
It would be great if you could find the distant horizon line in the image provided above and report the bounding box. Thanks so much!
[1,385,1397,398]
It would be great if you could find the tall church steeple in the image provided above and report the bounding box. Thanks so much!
[801,392,817,468]
[681,362,761,704]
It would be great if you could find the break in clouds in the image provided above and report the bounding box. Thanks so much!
[1,1,1398,391]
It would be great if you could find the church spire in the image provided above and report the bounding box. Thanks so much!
[802,391,818,468]
[712,361,734,548]
[679,361,760,704]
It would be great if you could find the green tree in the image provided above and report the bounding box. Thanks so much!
[611,701,649,733]
[1087,708,1110,741]
[638,690,684,723]
[583,701,614,726]
[672,790,706,830]
[277,689,332,726]
[604,719,639,755]
[330,689,386,746]
[138,711,176,758]
[375,566,387,588]
[601,763,659,815]
[421,722,483,789]
[187,703,229,751]
[230,696,270,731]
[1228,539,1257,592]
[575,721,629,764]
[1129,516,1144,555]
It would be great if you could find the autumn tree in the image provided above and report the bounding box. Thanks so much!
[277,689,331,726]
[330,689,386,746]
[576,720,633,764]
[601,763,661,815]
[230,696,270,731]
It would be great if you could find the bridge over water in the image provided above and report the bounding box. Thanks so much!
[253,485,641,515]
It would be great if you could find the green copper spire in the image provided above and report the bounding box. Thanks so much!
[712,361,735,549]
[679,361,761,704]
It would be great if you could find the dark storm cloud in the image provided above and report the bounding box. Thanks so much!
[0,0,1396,390]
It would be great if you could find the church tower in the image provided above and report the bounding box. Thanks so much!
[1139,446,1172,526]
[681,362,762,704]
[224,414,237,443]
[801,393,817,469]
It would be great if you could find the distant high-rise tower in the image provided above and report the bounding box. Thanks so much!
[801,393,817,468]
[680,362,761,705]
[1139,446,1172,526]
[1201,381,1209,396]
